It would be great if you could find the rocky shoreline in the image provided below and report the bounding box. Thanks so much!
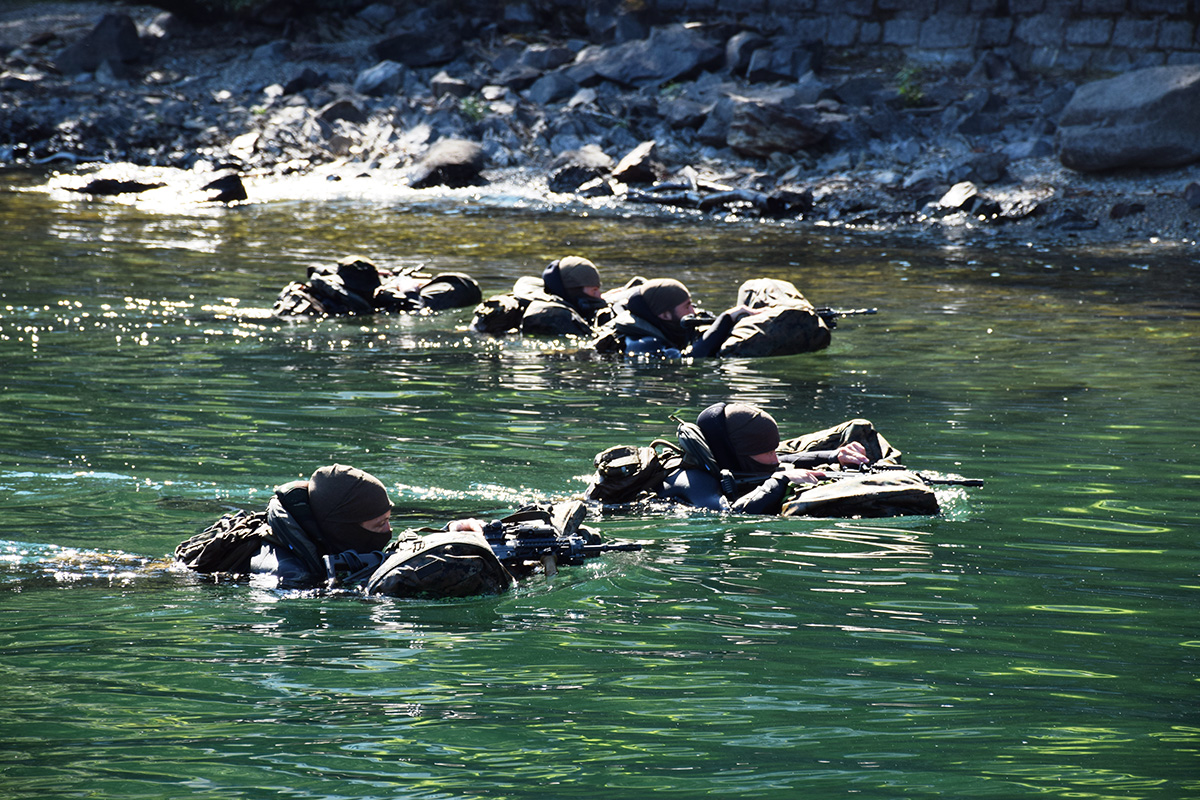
[3,0,1199,247]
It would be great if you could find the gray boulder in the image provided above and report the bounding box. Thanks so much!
[727,96,844,157]
[745,39,822,84]
[54,13,143,75]
[354,61,409,97]
[1057,65,1200,172]
[527,72,578,105]
[612,140,666,184]
[582,24,723,89]
[409,139,487,189]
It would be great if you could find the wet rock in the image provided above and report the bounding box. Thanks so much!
[578,177,617,197]
[938,181,979,211]
[354,61,409,97]
[580,24,722,89]
[202,174,247,203]
[54,13,142,75]
[548,145,613,193]
[611,140,666,184]
[727,96,843,157]
[74,178,164,196]
[409,138,487,189]
[1047,206,1098,230]
[1057,65,1200,171]
[1185,182,1200,209]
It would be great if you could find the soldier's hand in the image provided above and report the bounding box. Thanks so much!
[836,442,870,466]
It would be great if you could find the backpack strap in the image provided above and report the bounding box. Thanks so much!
[671,416,721,475]
[269,481,329,575]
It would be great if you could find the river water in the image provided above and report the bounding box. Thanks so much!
[1,170,1197,800]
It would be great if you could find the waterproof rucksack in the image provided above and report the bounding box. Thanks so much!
[719,278,830,358]
[416,272,483,311]
[174,509,269,574]
[781,471,940,518]
[584,444,671,504]
[472,293,527,333]
[364,530,511,598]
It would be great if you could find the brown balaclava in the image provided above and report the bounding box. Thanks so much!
[638,278,691,318]
[724,403,781,473]
[307,464,392,553]
[557,256,601,293]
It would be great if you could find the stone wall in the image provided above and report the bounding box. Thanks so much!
[629,0,1200,72]
[458,0,1200,75]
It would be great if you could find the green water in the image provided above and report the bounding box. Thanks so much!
[1,173,1198,799]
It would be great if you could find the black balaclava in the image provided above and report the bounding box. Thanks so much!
[308,464,392,553]
[697,402,780,475]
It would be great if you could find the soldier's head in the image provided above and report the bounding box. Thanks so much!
[698,402,781,473]
[639,278,694,321]
[308,464,393,551]
[555,256,602,300]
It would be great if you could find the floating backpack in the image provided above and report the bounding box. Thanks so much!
[417,272,483,311]
[584,444,671,504]
[364,530,511,598]
[718,277,831,358]
[781,471,940,518]
[174,510,269,575]
[471,293,528,333]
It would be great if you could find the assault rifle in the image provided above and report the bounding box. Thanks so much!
[721,462,983,494]
[681,307,877,333]
[482,518,642,576]
[814,307,877,329]
[809,463,983,487]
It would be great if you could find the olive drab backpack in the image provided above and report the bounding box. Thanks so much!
[718,278,832,358]
[584,445,669,504]
[584,417,715,505]
[174,509,269,575]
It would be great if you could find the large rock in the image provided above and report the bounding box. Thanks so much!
[1057,65,1200,172]
[354,60,409,97]
[54,13,143,75]
[409,139,487,189]
[727,96,844,157]
[580,24,723,89]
